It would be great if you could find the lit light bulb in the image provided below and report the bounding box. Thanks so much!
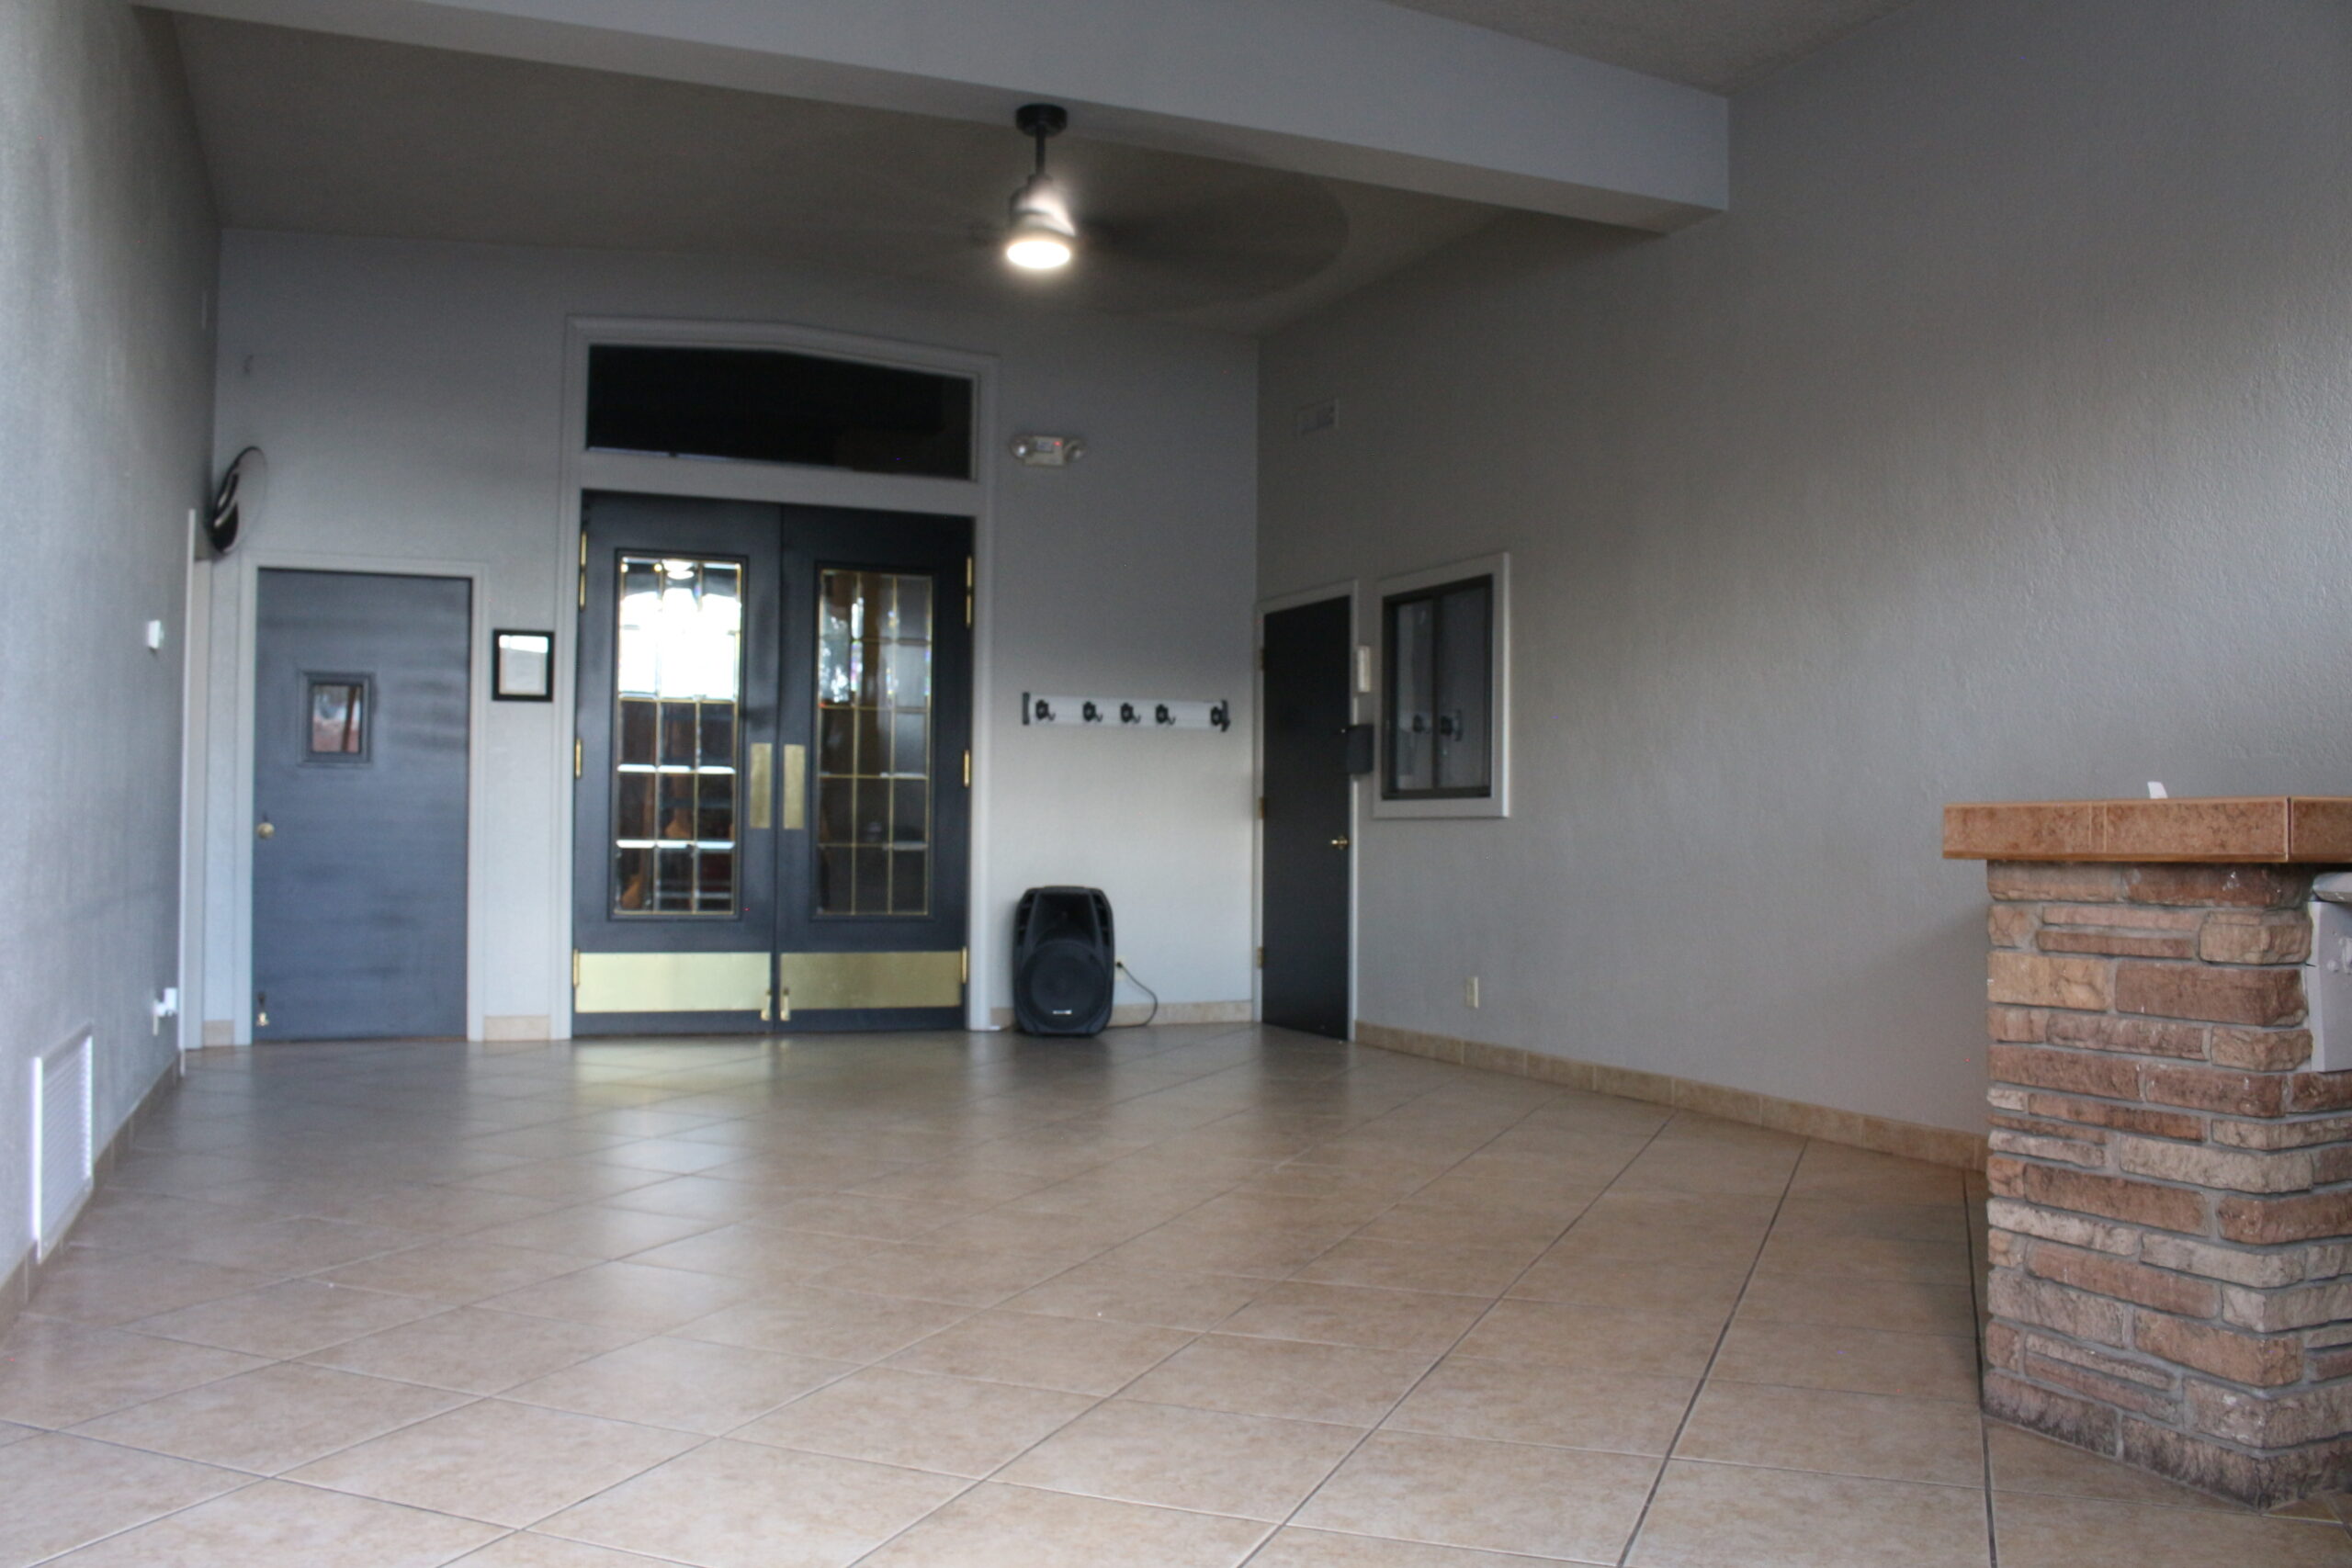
[1004,170,1075,271]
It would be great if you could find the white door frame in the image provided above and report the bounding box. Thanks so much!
[227,551,492,1045]
[553,316,1001,1035]
[1252,580,1361,1038]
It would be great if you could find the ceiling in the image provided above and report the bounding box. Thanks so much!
[169,15,1502,336]
[1384,0,1917,91]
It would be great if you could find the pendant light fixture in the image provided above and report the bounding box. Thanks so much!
[1004,103,1076,270]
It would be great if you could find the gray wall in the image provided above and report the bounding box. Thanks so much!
[1260,0,2352,1134]
[202,231,1259,1036]
[0,3,217,1274]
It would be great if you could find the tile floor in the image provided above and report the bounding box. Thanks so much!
[1,1023,2344,1566]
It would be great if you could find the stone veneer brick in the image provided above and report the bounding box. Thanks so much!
[1977,861,2352,1508]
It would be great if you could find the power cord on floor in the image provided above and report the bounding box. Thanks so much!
[1107,958,1159,1028]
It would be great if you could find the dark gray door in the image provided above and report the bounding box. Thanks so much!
[253,570,470,1040]
[1261,596,1352,1037]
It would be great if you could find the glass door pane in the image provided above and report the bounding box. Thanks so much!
[815,570,933,916]
[611,556,743,914]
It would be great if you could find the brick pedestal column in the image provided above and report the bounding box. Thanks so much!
[1979,860,2352,1506]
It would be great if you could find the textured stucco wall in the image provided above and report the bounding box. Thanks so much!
[0,3,218,1276]
[203,231,1259,1035]
[1260,0,2352,1134]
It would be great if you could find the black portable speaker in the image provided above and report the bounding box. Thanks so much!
[1012,886,1116,1036]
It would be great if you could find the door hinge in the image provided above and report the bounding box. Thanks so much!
[965,558,975,627]
[573,737,582,778]
[1257,646,1265,671]
[959,948,969,985]
[962,749,971,788]
[1257,795,1266,819]
[1255,945,1265,969]
[571,949,581,988]
[760,989,772,1023]
[578,529,589,608]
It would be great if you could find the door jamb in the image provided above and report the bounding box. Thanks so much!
[229,552,492,1045]
[1252,581,1360,1039]
[555,316,999,1035]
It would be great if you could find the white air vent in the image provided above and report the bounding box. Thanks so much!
[32,1033,94,1258]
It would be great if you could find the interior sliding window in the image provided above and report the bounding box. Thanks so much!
[1377,553,1509,819]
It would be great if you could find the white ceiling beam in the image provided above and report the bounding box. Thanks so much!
[152,0,1726,230]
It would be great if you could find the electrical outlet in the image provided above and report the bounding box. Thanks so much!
[1465,976,1480,1010]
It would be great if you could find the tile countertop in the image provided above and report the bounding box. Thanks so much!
[1941,796,2352,863]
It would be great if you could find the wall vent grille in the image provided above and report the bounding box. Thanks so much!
[32,1032,94,1259]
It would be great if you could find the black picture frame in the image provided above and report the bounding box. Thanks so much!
[492,629,555,702]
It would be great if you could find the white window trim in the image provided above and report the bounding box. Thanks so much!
[1372,550,1510,820]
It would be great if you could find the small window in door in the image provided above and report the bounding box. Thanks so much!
[611,556,743,915]
[1384,576,1493,799]
[305,677,370,761]
[816,569,933,916]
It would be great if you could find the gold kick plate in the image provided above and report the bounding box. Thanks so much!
[747,743,774,830]
[781,743,807,831]
[573,738,582,778]
[962,750,971,789]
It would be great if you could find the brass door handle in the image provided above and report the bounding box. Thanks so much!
[255,820,275,840]
[1331,836,1350,848]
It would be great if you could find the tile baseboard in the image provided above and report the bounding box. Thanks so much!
[481,1013,552,1042]
[1354,1019,1987,1170]
[988,999,1253,1030]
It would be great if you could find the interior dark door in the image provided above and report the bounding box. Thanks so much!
[1261,596,1352,1037]
[572,491,972,1035]
[253,569,470,1040]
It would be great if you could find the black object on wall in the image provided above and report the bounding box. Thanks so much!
[1012,886,1116,1036]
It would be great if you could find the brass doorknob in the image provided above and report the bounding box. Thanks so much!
[1330,836,1350,848]
[255,821,275,840]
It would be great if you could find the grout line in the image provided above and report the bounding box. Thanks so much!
[1611,1130,1802,1568]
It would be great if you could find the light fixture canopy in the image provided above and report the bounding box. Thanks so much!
[1005,103,1075,270]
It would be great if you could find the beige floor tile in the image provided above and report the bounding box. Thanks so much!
[1611,1144,1803,1196]
[1752,1228,1975,1283]
[477,1260,753,1331]
[0,1421,36,1449]
[1297,1429,1659,1561]
[854,1482,1270,1568]
[1351,1201,1577,1250]
[1984,1425,2241,1510]
[1094,1224,1341,1280]
[40,1477,503,1567]
[1123,1333,1435,1425]
[999,1398,1364,1518]
[1630,1460,1989,1567]
[503,1335,850,1433]
[602,1176,780,1222]
[733,1367,1093,1475]
[808,1241,1077,1304]
[71,1361,469,1472]
[0,1431,248,1564]
[1292,1237,1534,1296]
[1216,1281,1490,1355]
[466,1206,723,1260]
[1712,1319,1980,1401]
[1246,1530,1554,1567]
[1994,1490,2352,1567]
[130,1279,444,1357]
[26,1246,278,1326]
[0,1317,268,1427]
[451,1534,693,1566]
[453,1159,676,1202]
[305,1305,642,1394]
[621,1223,876,1285]
[538,1438,967,1568]
[1387,1355,1695,1455]
[674,1284,969,1362]
[273,1183,560,1236]
[1675,1382,1986,1485]
[1786,1145,1965,1203]
[1508,1254,1751,1316]
[156,1213,427,1274]
[313,1238,597,1303]
[760,1192,976,1242]
[1736,1267,1977,1336]
[1005,1262,1264,1330]
[288,1397,698,1526]
[1453,1297,1723,1376]
[883,1310,1192,1394]
[1771,1195,1971,1245]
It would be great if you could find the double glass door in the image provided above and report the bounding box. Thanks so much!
[571,491,972,1033]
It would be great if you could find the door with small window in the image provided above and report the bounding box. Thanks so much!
[571,491,972,1033]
